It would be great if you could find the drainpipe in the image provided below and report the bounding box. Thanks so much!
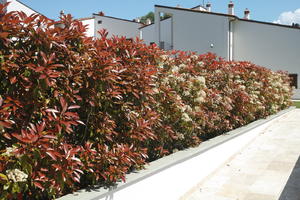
[154,9,161,46]
[228,17,236,61]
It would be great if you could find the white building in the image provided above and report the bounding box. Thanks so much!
[1,0,39,16]
[80,13,143,39]
[140,3,300,88]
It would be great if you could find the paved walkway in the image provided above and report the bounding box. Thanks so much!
[181,109,300,200]
[292,89,300,100]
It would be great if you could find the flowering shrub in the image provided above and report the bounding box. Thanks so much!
[154,52,292,142]
[0,4,292,199]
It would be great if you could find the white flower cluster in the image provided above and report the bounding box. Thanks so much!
[158,59,208,128]
[2,146,17,157]
[182,113,192,122]
[196,61,204,67]
[195,76,206,85]
[6,169,28,183]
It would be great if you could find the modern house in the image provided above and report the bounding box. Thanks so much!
[0,0,39,16]
[140,2,300,89]
[80,12,143,39]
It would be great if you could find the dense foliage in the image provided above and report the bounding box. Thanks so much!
[0,6,292,199]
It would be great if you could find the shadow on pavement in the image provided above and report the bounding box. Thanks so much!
[279,156,300,200]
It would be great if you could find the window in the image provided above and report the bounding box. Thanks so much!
[97,20,102,24]
[289,74,298,89]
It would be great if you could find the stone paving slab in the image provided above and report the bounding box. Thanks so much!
[292,89,300,100]
[181,109,300,200]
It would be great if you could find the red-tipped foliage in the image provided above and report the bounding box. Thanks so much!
[0,3,292,199]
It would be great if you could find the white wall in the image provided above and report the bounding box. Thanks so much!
[160,17,172,50]
[233,20,300,87]
[140,24,155,45]
[140,17,172,49]
[80,18,95,37]
[155,6,229,59]
[6,0,37,16]
[94,15,141,39]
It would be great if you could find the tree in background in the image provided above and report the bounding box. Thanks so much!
[139,11,172,24]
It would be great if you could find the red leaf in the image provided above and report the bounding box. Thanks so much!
[46,151,57,161]
[29,123,37,133]
[3,133,11,140]
[60,97,68,112]
[40,168,48,172]
[40,51,48,65]
[33,181,44,190]
[68,105,80,110]
[49,53,55,64]
[64,112,78,118]
[0,32,9,38]
[52,164,62,171]
[0,121,13,128]
[35,66,45,72]
[39,74,47,79]
[37,122,46,133]
[42,135,57,139]
[45,108,59,113]
[76,120,85,125]
[10,76,17,84]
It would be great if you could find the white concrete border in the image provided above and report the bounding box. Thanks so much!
[59,107,295,200]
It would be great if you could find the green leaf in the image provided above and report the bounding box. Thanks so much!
[12,182,20,193]
[0,173,8,184]
[3,182,10,190]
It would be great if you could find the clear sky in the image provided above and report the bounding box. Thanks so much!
[21,0,300,25]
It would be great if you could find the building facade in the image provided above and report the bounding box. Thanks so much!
[80,13,142,39]
[1,0,38,16]
[140,3,300,88]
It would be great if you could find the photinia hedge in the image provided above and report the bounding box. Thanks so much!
[0,4,292,199]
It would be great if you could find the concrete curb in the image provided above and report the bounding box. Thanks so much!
[59,107,295,200]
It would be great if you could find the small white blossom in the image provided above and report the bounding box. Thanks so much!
[194,106,201,112]
[182,113,192,122]
[183,90,190,96]
[171,66,179,73]
[191,55,198,60]
[178,64,186,69]
[250,71,257,76]
[177,133,185,140]
[196,76,206,85]
[184,105,193,113]
[194,97,205,103]
[152,88,159,94]
[239,85,246,90]
[197,90,206,98]
[177,76,185,82]
[160,55,168,60]
[6,169,28,183]
[2,146,17,157]
[196,61,204,67]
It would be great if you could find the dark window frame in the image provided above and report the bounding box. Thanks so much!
[289,74,298,89]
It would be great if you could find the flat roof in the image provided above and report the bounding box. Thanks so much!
[15,0,48,18]
[153,4,300,31]
[93,13,143,25]
[78,17,94,21]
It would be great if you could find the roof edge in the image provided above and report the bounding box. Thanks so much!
[15,0,47,18]
[93,13,143,25]
[154,4,300,30]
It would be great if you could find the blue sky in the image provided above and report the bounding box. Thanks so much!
[21,0,300,25]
